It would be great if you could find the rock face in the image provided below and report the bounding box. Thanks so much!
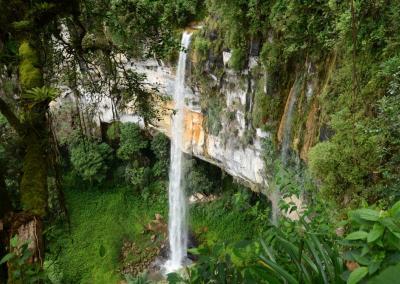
[97,51,327,189]
[122,59,268,188]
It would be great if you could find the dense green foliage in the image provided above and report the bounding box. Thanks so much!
[117,123,148,161]
[150,133,170,179]
[0,236,47,283]
[342,202,400,281]
[46,185,167,283]
[70,140,114,184]
[1,0,400,283]
[189,0,400,207]
[108,0,204,60]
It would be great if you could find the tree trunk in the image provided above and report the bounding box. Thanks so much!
[3,40,49,282]
[20,133,48,217]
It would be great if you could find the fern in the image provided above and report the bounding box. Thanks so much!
[22,86,59,103]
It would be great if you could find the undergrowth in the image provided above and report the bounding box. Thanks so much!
[45,183,167,283]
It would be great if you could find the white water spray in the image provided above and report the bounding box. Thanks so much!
[164,31,192,273]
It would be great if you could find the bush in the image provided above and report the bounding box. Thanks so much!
[117,123,148,161]
[185,158,221,196]
[150,133,170,178]
[260,41,281,73]
[106,121,122,142]
[252,91,281,129]
[70,141,113,184]
[342,201,400,282]
[308,109,381,204]
[125,163,152,189]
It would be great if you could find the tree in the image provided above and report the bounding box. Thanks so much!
[0,0,160,280]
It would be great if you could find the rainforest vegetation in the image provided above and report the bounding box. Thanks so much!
[0,0,400,283]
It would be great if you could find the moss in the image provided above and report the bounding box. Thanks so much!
[18,41,42,89]
[20,135,48,217]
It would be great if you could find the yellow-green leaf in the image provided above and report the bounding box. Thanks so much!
[347,267,368,284]
[367,223,384,243]
[346,231,368,240]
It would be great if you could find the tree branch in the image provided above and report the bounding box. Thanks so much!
[0,91,25,136]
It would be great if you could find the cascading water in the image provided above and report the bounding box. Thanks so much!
[164,31,192,273]
[271,79,301,226]
[281,80,300,165]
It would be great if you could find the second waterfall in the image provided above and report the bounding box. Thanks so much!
[164,31,192,273]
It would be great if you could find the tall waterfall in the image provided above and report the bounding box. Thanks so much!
[165,31,192,273]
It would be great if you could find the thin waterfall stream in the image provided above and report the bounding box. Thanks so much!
[271,79,301,226]
[164,31,192,273]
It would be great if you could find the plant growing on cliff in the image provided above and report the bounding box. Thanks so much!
[193,35,210,63]
[229,48,246,71]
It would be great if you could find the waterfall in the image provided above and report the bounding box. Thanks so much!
[164,31,192,273]
[271,79,301,226]
[281,80,300,165]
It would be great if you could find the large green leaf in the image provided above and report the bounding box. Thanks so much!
[346,231,368,240]
[347,267,368,284]
[389,201,400,217]
[367,224,384,243]
[379,217,400,237]
[353,209,380,221]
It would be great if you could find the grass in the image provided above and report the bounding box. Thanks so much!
[46,175,270,283]
[46,183,168,283]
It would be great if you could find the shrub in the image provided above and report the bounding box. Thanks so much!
[342,201,400,283]
[70,141,113,184]
[308,109,381,204]
[125,163,152,189]
[259,223,344,284]
[106,121,122,142]
[252,91,281,129]
[150,133,170,178]
[260,42,281,73]
[117,123,148,161]
[184,158,221,196]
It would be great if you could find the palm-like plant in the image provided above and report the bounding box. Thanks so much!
[22,86,59,107]
[259,222,345,284]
